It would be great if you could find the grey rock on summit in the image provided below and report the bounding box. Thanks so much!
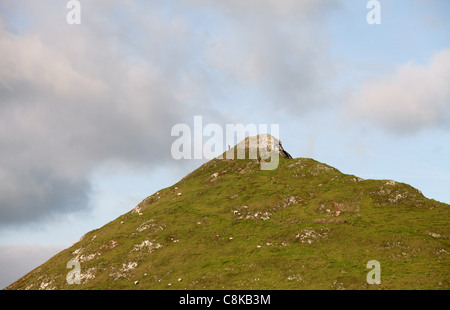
[221,134,293,160]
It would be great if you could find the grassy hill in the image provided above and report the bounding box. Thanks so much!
[5,151,449,290]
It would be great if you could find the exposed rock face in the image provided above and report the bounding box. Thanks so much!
[221,134,292,160]
[277,141,293,159]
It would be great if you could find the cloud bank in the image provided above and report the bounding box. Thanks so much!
[0,0,337,228]
[0,1,201,227]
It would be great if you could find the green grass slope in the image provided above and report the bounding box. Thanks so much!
[5,157,449,290]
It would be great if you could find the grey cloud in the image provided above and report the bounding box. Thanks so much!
[0,1,213,228]
[0,0,337,228]
[0,166,90,226]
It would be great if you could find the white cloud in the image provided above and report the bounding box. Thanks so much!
[348,49,450,133]
[0,25,108,99]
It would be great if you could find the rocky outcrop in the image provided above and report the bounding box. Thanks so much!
[221,134,293,160]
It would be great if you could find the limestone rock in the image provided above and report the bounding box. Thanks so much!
[220,134,292,160]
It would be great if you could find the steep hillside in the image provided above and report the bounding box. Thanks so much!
[5,138,449,290]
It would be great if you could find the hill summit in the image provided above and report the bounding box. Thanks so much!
[5,136,449,290]
[221,134,293,160]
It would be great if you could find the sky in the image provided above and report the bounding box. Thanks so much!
[0,0,449,289]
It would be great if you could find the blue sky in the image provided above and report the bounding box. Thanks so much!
[0,0,449,288]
